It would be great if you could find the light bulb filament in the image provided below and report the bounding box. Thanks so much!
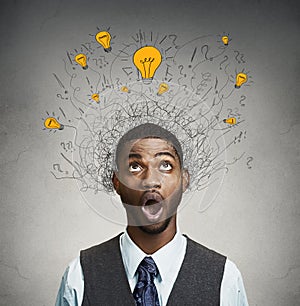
[140,58,155,78]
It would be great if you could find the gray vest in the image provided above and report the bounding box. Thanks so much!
[80,233,226,306]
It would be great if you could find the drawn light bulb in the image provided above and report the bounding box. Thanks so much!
[75,53,88,70]
[222,35,229,46]
[157,83,169,95]
[223,117,237,125]
[121,86,130,93]
[91,93,100,103]
[235,72,248,89]
[133,46,162,84]
[95,31,112,52]
[44,117,64,130]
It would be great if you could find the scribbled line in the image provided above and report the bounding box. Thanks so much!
[3,149,29,165]
[51,30,249,196]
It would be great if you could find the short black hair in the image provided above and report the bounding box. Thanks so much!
[115,123,183,168]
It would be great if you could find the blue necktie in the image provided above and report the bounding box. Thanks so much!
[133,257,160,306]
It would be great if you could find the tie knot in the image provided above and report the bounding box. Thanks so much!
[138,257,159,279]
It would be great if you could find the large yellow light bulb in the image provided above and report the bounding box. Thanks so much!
[133,46,162,84]
[235,72,248,88]
[157,83,169,95]
[95,31,112,52]
[75,53,88,70]
[91,93,100,103]
[222,35,229,46]
[44,117,64,130]
[223,117,237,125]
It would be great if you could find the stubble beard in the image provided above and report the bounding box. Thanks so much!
[138,216,173,235]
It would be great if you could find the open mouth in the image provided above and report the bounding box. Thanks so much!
[141,192,164,221]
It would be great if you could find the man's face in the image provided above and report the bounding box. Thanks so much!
[113,137,189,234]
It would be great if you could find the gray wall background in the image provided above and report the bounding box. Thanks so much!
[0,0,299,305]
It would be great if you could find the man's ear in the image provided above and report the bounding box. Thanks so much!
[112,172,120,195]
[182,169,190,192]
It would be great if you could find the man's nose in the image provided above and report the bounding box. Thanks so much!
[142,168,162,189]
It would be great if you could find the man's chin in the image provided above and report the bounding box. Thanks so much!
[138,217,172,235]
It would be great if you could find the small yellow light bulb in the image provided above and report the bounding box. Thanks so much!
[75,53,88,70]
[133,46,162,84]
[235,73,248,88]
[44,117,64,130]
[95,31,112,52]
[121,86,130,93]
[91,93,100,103]
[157,83,169,95]
[223,117,237,125]
[222,36,229,46]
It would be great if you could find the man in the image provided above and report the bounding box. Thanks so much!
[55,123,248,305]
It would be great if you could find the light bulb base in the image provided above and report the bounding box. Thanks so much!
[104,47,112,53]
[142,78,153,85]
[59,124,64,130]
[83,65,88,70]
[235,85,241,89]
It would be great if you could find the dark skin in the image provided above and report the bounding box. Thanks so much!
[113,138,189,254]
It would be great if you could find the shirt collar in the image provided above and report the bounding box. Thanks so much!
[120,228,186,282]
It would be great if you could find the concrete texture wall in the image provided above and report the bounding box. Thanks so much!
[0,0,299,305]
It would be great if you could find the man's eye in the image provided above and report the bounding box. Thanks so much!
[159,161,173,171]
[129,163,142,173]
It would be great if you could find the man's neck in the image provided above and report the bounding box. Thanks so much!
[126,218,177,254]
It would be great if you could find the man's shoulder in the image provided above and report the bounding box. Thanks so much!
[80,233,123,258]
[183,234,227,261]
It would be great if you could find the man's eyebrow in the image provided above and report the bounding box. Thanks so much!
[128,152,176,160]
[155,152,176,160]
[128,153,142,159]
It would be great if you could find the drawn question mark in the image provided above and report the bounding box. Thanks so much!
[202,72,211,81]
[178,65,186,77]
[246,157,253,169]
[92,58,100,66]
[60,142,67,151]
[67,141,73,151]
[240,54,246,63]
[239,95,246,106]
[168,34,178,46]
[57,94,64,100]
[219,55,228,70]
[227,107,241,119]
[201,45,209,60]
[53,163,63,172]
[181,84,189,94]
[234,50,241,63]
[227,108,234,117]
[115,78,121,86]
[100,55,108,65]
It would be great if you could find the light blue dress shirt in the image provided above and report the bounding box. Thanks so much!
[55,231,248,306]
